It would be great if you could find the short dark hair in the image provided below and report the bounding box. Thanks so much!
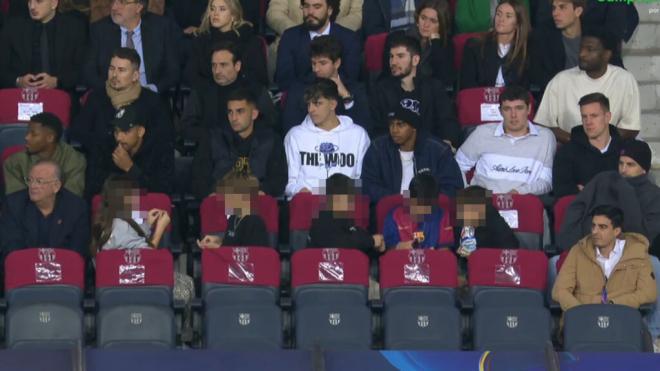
[582,26,619,53]
[303,78,341,104]
[579,92,610,112]
[550,0,586,11]
[310,35,343,62]
[111,47,141,69]
[389,33,421,57]
[325,173,356,195]
[499,85,530,106]
[591,205,624,230]
[227,87,258,107]
[30,112,63,142]
[409,173,438,204]
[300,0,341,23]
[211,40,242,63]
[457,185,491,205]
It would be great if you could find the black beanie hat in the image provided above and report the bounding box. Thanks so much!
[620,140,652,172]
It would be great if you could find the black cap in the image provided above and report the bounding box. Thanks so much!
[620,140,652,172]
[112,102,146,132]
[387,98,421,129]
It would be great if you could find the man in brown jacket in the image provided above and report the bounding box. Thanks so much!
[553,205,657,311]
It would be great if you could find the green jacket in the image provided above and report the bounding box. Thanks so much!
[455,0,530,34]
[3,143,86,197]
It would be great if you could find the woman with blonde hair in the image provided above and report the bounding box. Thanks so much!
[460,0,531,89]
[185,0,268,88]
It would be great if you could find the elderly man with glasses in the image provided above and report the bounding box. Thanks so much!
[0,160,90,260]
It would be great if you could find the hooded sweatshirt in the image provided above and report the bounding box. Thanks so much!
[284,115,370,197]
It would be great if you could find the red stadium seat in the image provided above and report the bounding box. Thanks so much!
[364,32,388,73]
[92,192,173,233]
[491,193,544,249]
[553,195,576,236]
[468,248,548,291]
[456,87,535,128]
[453,32,483,71]
[0,88,71,126]
[556,250,570,273]
[200,194,279,248]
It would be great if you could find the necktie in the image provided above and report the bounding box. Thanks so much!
[125,30,135,49]
[40,25,50,74]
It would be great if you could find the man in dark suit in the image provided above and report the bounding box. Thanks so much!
[0,0,87,90]
[0,160,90,259]
[275,0,361,91]
[83,0,180,93]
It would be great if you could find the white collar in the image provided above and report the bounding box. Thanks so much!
[309,22,331,39]
[493,120,539,138]
[596,239,625,260]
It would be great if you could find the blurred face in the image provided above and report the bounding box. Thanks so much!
[28,0,58,23]
[458,203,486,226]
[209,0,233,31]
[409,197,433,218]
[417,7,440,38]
[114,126,145,154]
[212,50,241,86]
[552,1,582,30]
[389,46,418,78]
[591,214,620,249]
[302,0,332,31]
[389,120,416,147]
[25,122,55,155]
[580,102,611,140]
[307,97,337,126]
[311,56,340,79]
[108,57,140,91]
[330,194,354,216]
[494,3,517,36]
[224,192,253,216]
[579,36,610,72]
[110,0,143,28]
[500,99,530,136]
[618,156,646,178]
[27,163,61,204]
[227,99,258,136]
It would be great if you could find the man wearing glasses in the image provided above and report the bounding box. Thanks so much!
[0,161,89,259]
[83,0,179,93]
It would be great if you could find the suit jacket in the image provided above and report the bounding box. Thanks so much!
[267,0,363,35]
[83,13,180,92]
[460,36,530,90]
[0,13,87,89]
[0,188,90,259]
[275,23,361,91]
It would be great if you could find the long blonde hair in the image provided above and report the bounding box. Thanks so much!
[482,0,530,76]
[196,0,252,36]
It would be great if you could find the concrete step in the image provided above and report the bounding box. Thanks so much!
[636,3,660,23]
[623,54,660,83]
[641,110,660,141]
[639,83,660,111]
[624,23,660,51]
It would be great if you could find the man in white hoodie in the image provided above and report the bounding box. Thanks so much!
[284,78,370,197]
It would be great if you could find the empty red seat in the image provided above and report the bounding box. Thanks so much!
[491,193,544,250]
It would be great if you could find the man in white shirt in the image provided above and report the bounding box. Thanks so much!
[456,86,556,195]
[534,26,640,144]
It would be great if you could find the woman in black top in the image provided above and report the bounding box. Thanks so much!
[460,0,531,89]
[185,0,268,88]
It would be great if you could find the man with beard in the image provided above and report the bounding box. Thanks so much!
[3,112,86,196]
[370,33,459,147]
[275,0,361,91]
[70,47,174,199]
[534,26,640,144]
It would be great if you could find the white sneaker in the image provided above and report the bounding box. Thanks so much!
[654,337,660,353]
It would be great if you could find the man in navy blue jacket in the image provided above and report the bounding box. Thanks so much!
[361,104,463,204]
[275,0,361,91]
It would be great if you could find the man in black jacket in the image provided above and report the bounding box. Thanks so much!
[0,0,87,90]
[282,35,372,134]
[370,34,460,146]
[361,104,463,204]
[83,0,180,93]
[204,88,287,198]
[87,100,174,198]
[552,92,621,199]
[1,161,89,259]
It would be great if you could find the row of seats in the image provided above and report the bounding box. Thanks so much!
[2,247,648,351]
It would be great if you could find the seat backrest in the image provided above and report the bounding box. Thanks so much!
[491,194,544,249]
[379,249,458,290]
[0,88,71,126]
[473,305,552,351]
[468,248,548,291]
[202,246,280,300]
[364,32,388,72]
[95,249,173,306]
[200,194,279,247]
[556,250,570,273]
[456,87,535,128]
[564,304,644,352]
[453,32,483,70]
[553,195,576,235]
[289,193,369,250]
[92,193,173,233]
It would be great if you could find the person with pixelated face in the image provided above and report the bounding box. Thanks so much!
[197,169,269,249]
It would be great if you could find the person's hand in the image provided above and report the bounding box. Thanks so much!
[372,234,385,252]
[112,144,134,172]
[33,73,57,89]
[330,75,350,99]
[508,189,519,195]
[299,188,312,194]
[146,209,166,226]
[183,26,198,35]
[17,74,40,88]
[197,234,222,249]
[258,190,265,196]
[577,184,584,191]
[156,210,171,229]
[396,240,414,250]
